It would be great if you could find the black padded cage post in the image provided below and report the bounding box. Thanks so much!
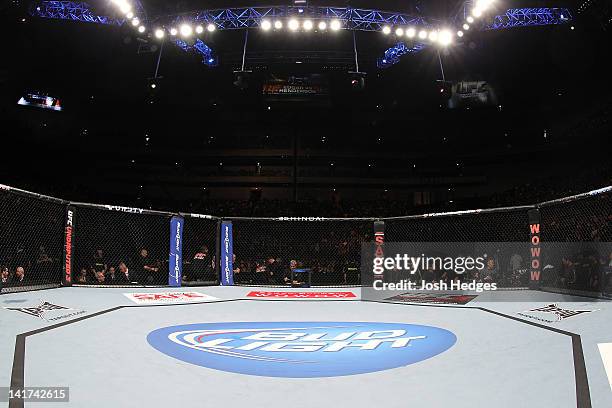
[538,186,612,298]
[69,202,173,287]
[230,217,375,287]
[180,213,221,286]
[0,184,67,293]
[382,205,535,289]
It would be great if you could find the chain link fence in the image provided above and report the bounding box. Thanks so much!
[0,186,65,293]
[181,214,220,286]
[71,204,172,286]
[538,187,612,296]
[231,218,374,286]
[0,183,610,295]
[382,207,533,288]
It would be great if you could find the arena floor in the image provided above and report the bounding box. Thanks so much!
[2,286,611,408]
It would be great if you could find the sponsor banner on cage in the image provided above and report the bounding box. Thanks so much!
[4,300,86,321]
[147,321,456,377]
[517,304,597,323]
[246,291,357,299]
[123,292,217,304]
[169,216,183,287]
[220,221,234,286]
[385,293,478,305]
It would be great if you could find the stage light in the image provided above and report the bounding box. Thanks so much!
[138,25,145,33]
[303,20,313,30]
[382,25,391,35]
[261,19,272,30]
[463,23,470,30]
[406,27,416,38]
[418,30,427,39]
[472,8,483,18]
[476,0,494,10]
[131,17,139,26]
[207,23,216,32]
[180,24,193,37]
[438,30,453,46]
[170,27,178,36]
[395,27,404,36]
[429,30,438,42]
[330,19,341,31]
[467,16,474,23]
[119,3,131,14]
[457,30,464,37]
[154,28,164,39]
[274,20,283,29]
[289,19,299,31]
[195,25,204,34]
[318,21,327,30]
[126,12,133,19]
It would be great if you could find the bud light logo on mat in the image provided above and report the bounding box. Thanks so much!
[147,322,456,377]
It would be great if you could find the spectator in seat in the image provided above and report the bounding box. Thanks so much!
[94,270,105,284]
[1,267,9,284]
[77,267,87,283]
[12,267,26,284]
[116,261,131,283]
[106,265,117,283]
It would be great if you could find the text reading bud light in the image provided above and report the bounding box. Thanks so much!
[147,321,456,377]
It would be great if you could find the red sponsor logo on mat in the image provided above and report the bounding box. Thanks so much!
[124,292,217,304]
[247,291,356,299]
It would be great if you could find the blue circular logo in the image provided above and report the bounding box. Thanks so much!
[147,322,456,377]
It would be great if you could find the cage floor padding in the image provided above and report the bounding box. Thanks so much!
[2,286,611,408]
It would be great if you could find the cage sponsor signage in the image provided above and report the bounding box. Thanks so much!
[168,216,183,287]
[4,301,86,321]
[246,291,357,299]
[123,292,217,304]
[147,321,456,377]
[220,221,234,286]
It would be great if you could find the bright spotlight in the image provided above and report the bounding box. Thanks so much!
[318,21,327,30]
[418,30,427,39]
[466,16,474,23]
[170,27,178,36]
[180,24,193,37]
[154,28,165,39]
[429,31,438,42]
[207,23,216,32]
[395,27,404,36]
[463,23,470,30]
[330,19,341,31]
[289,19,299,31]
[131,17,139,26]
[126,12,133,19]
[406,27,416,38]
[261,19,272,31]
[382,25,391,35]
[457,30,464,37]
[138,25,145,33]
[303,20,313,30]
[476,0,494,10]
[274,20,283,29]
[472,8,483,18]
[438,30,453,46]
[195,25,204,34]
[119,3,131,14]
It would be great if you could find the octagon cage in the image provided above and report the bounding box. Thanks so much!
[0,184,610,298]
